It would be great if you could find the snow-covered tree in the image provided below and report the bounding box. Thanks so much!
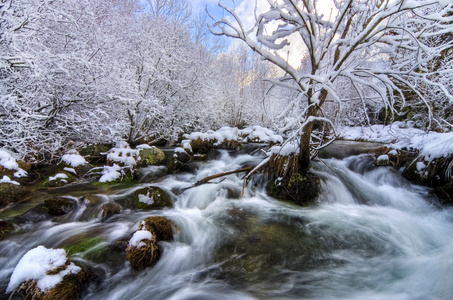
[211,0,453,173]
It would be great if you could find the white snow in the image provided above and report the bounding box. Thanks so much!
[6,245,81,293]
[128,230,152,248]
[49,173,68,182]
[416,161,426,172]
[395,132,453,161]
[63,167,77,175]
[138,192,154,205]
[136,144,152,149]
[339,122,423,144]
[0,148,27,178]
[340,122,453,163]
[60,150,87,167]
[99,164,122,183]
[0,175,20,185]
[377,154,389,162]
[388,150,398,156]
[270,142,300,156]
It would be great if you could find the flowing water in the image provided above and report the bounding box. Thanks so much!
[1,150,452,300]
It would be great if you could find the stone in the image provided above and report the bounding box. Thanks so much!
[100,202,122,218]
[138,147,165,166]
[266,172,320,206]
[0,220,14,239]
[0,183,30,206]
[130,187,173,210]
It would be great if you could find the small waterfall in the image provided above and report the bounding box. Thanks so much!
[1,150,452,300]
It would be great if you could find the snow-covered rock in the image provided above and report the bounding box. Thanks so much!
[0,148,28,178]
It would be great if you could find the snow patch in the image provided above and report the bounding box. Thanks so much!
[6,245,80,293]
[63,167,77,175]
[0,175,20,185]
[138,192,154,205]
[128,230,152,248]
[49,173,68,182]
[61,150,87,167]
[0,148,27,178]
[416,161,426,172]
[340,123,453,163]
[377,154,389,162]
[271,142,300,156]
[99,164,122,183]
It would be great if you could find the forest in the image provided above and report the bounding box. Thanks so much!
[1,0,451,163]
[1,0,453,299]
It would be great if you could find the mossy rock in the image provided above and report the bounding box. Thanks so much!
[0,183,30,206]
[93,172,135,186]
[143,216,174,241]
[57,161,92,178]
[17,264,92,300]
[100,202,122,218]
[43,173,76,187]
[44,198,77,216]
[138,147,165,166]
[0,220,14,239]
[266,172,320,206]
[131,187,172,210]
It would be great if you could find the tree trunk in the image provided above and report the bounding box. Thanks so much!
[298,89,329,172]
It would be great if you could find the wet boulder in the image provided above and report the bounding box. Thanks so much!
[100,202,122,219]
[0,182,30,206]
[6,245,91,300]
[126,216,174,270]
[266,172,320,206]
[0,220,14,239]
[16,197,77,223]
[130,186,173,210]
[137,146,165,166]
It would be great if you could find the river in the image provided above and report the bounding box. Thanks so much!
[0,149,452,299]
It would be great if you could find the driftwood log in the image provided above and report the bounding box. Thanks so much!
[194,166,254,186]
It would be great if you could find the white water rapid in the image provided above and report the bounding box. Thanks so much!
[1,150,452,300]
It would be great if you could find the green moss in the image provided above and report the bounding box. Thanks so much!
[132,187,172,209]
[138,147,165,166]
[288,172,307,188]
[92,173,135,186]
[266,172,320,206]
[63,237,106,255]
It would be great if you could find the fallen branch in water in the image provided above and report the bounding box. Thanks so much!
[194,166,255,186]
